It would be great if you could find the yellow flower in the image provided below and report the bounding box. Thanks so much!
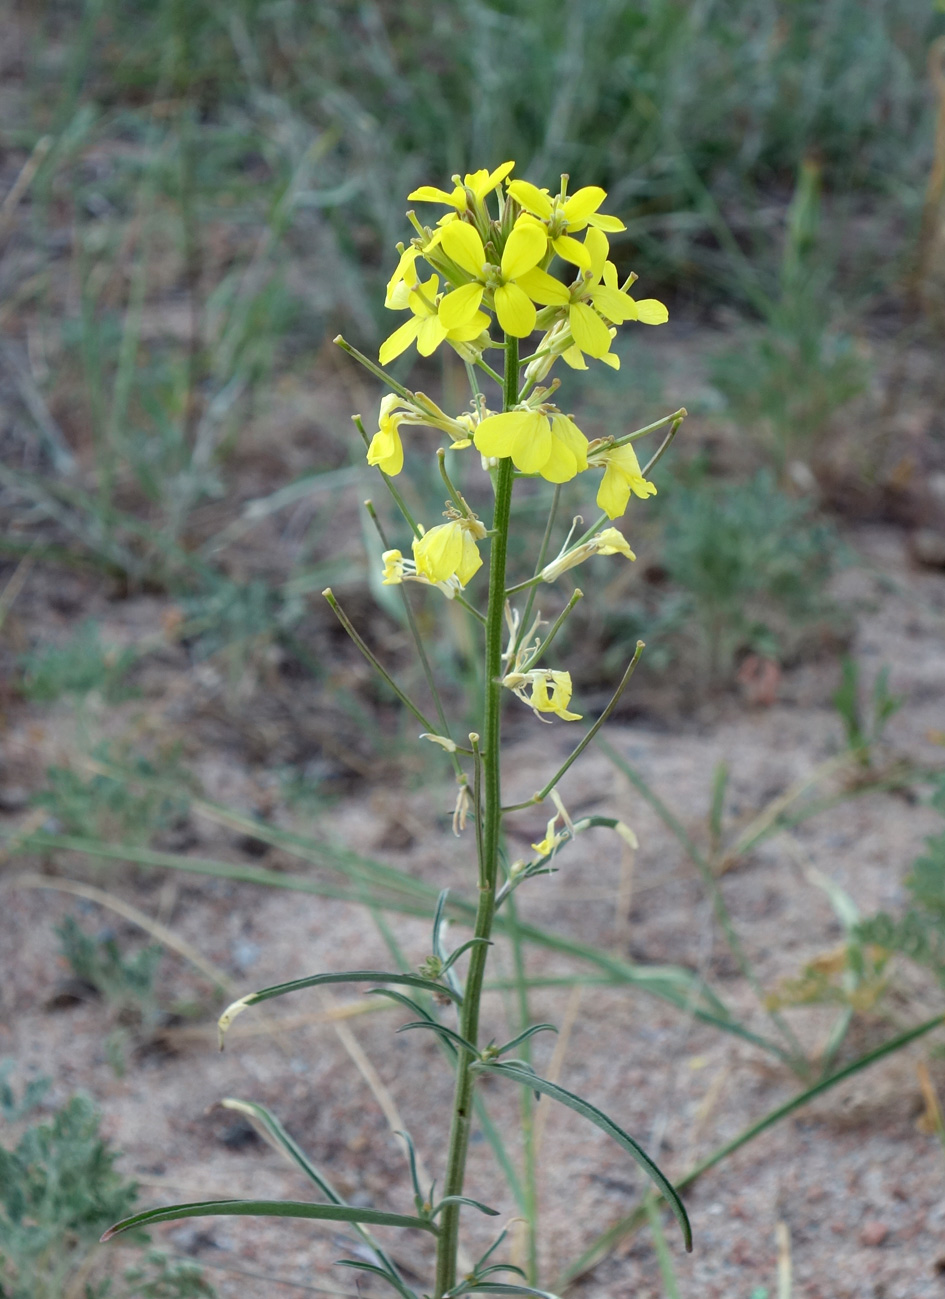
[366,394,406,475]
[381,549,405,584]
[380,274,490,366]
[540,525,636,581]
[408,161,515,213]
[508,179,625,271]
[474,408,588,482]
[385,246,421,309]
[557,230,669,371]
[437,220,548,337]
[413,517,485,587]
[531,790,577,856]
[503,669,582,722]
[596,526,636,556]
[592,443,658,520]
[530,671,581,720]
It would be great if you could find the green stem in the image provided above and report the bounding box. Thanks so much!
[522,589,583,671]
[354,416,422,538]
[506,890,539,1284]
[322,589,436,731]
[364,501,464,780]
[511,485,561,637]
[434,338,518,1299]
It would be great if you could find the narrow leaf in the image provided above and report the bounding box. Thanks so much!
[432,887,450,950]
[395,1129,424,1204]
[475,1062,691,1252]
[441,937,492,974]
[219,970,459,1045]
[102,1198,439,1241]
[433,1195,500,1217]
[368,987,447,1030]
[494,1023,557,1057]
[452,1284,560,1299]
[396,1020,479,1057]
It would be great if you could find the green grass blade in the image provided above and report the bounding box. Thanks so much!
[102,1198,438,1241]
[645,1197,680,1299]
[557,1009,945,1287]
[475,1061,692,1253]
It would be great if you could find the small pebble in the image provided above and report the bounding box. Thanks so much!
[859,1220,888,1247]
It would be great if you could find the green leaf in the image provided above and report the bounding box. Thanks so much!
[395,1129,425,1206]
[493,1023,557,1057]
[474,1062,691,1252]
[368,987,444,1029]
[441,937,492,975]
[396,1020,479,1057]
[451,1284,560,1298]
[432,1195,500,1218]
[101,1198,439,1241]
[218,970,459,1044]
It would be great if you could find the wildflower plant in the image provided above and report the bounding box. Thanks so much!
[103,165,689,1295]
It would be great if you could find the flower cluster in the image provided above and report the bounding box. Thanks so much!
[367,163,665,504]
[349,161,678,723]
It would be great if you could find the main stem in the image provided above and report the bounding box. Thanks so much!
[434,337,518,1298]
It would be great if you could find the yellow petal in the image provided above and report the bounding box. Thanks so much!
[413,522,463,583]
[584,227,609,281]
[494,282,537,337]
[634,298,669,325]
[468,160,515,199]
[474,410,541,460]
[597,463,631,520]
[416,313,447,356]
[514,266,570,306]
[531,671,581,720]
[549,413,588,472]
[589,284,639,324]
[439,282,485,331]
[586,212,626,233]
[507,180,554,220]
[552,234,592,270]
[439,221,487,277]
[446,308,492,342]
[381,549,404,585]
[385,247,420,307]
[509,410,551,474]
[569,302,613,358]
[455,529,483,585]
[379,317,421,365]
[560,343,588,370]
[366,426,404,476]
[562,186,607,226]
[539,438,579,484]
[596,527,635,558]
[408,184,465,210]
[500,222,547,281]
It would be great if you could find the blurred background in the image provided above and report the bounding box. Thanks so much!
[1,0,944,729]
[3,4,945,1298]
